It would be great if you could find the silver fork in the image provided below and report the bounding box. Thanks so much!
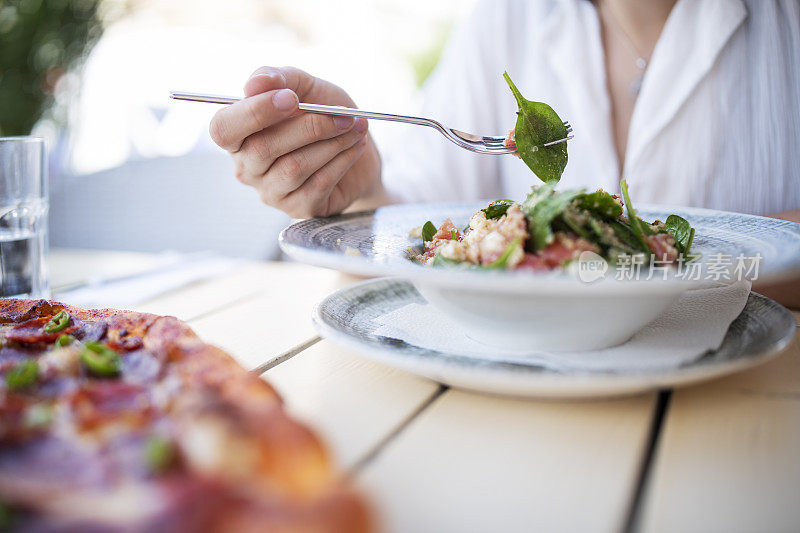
[169,91,573,155]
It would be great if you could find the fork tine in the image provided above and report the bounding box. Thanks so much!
[487,123,571,144]
[542,135,574,147]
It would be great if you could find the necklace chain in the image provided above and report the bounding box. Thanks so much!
[600,1,650,95]
[601,1,649,69]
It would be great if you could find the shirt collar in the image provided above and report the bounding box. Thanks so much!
[626,0,748,175]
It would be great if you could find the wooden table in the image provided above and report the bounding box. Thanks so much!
[49,249,800,533]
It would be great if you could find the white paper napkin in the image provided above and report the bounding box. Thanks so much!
[372,281,752,372]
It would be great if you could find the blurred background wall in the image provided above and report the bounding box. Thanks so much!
[1,0,477,259]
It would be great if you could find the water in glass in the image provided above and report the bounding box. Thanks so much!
[0,138,48,298]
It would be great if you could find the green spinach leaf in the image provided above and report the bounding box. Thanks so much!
[574,190,623,219]
[503,72,568,183]
[663,214,695,255]
[522,183,584,251]
[421,221,437,246]
[481,199,514,220]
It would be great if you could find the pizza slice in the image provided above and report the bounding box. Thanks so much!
[0,299,371,532]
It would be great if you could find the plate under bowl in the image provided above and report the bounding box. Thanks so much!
[313,278,796,399]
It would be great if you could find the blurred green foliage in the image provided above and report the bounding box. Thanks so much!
[0,0,103,136]
[410,22,451,88]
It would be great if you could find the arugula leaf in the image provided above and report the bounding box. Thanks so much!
[663,214,695,255]
[559,206,645,257]
[481,199,514,220]
[430,237,522,270]
[431,254,472,268]
[607,219,650,254]
[522,183,584,251]
[484,237,523,269]
[559,208,594,242]
[619,180,650,251]
[421,221,437,246]
[574,190,623,219]
[450,229,458,240]
[503,71,568,183]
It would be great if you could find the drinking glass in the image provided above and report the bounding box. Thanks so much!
[0,137,48,298]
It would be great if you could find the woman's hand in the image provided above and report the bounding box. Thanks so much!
[209,66,384,218]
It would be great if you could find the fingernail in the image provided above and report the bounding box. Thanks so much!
[273,89,297,111]
[334,115,354,131]
[354,117,368,133]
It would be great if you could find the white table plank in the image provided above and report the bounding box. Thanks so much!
[185,264,357,369]
[640,325,800,533]
[358,389,656,533]
[132,262,280,320]
[263,340,440,469]
[640,390,800,533]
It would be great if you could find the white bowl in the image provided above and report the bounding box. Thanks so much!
[280,202,800,352]
[414,281,685,351]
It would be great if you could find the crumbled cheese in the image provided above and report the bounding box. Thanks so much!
[38,346,81,375]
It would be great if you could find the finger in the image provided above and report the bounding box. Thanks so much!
[278,138,368,218]
[248,66,318,99]
[236,115,365,179]
[266,125,367,199]
[244,68,287,97]
[209,88,298,152]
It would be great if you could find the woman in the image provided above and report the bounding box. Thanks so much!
[209,0,800,302]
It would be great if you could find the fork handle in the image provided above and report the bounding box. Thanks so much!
[169,91,436,128]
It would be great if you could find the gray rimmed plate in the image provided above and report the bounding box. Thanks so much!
[313,278,796,398]
[280,202,800,289]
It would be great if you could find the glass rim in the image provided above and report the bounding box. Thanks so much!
[0,136,45,144]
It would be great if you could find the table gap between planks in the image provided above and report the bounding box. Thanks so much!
[49,250,800,533]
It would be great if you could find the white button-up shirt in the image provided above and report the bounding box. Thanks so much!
[383,0,800,215]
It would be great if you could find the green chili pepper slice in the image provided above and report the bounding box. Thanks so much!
[5,360,38,390]
[43,310,70,334]
[144,435,175,474]
[81,342,121,377]
[55,334,75,347]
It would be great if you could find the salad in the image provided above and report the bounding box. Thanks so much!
[413,73,696,271]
